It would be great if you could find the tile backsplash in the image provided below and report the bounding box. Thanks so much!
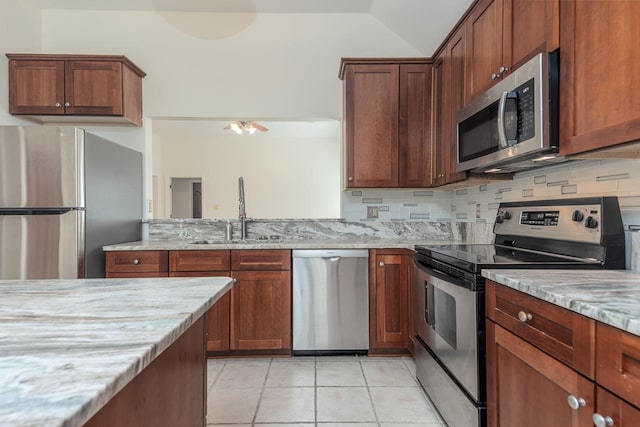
[342,158,640,227]
[342,158,640,269]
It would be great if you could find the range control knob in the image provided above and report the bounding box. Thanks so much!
[572,210,584,222]
[495,214,504,224]
[503,211,512,220]
[585,216,599,229]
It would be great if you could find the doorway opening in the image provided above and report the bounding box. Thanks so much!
[170,177,202,218]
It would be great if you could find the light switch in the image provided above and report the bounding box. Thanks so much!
[367,206,379,219]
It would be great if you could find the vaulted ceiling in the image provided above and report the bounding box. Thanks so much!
[31,0,473,55]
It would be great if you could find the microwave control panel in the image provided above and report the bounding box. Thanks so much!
[514,78,535,142]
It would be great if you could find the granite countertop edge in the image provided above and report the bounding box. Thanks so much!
[482,269,640,337]
[103,239,455,251]
[0,277,234,427]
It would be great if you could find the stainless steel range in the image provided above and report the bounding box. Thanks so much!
[413,197,625,427]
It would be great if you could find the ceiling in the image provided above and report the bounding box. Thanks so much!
[31,0,474,55]
[32,0,373,13]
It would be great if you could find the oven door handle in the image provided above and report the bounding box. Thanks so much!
[425,282,435,327]
[498,91,519,148]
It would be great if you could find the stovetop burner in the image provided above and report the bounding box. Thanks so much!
[415,197,626,273]
[415,244,601,274]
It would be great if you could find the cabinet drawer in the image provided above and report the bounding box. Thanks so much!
[105,251,168,273]
[486,281,595,378]
[597,323,640,408]
[231,250,291,271]
[170,250,230,272]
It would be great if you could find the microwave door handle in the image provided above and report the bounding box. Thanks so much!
[497,91,510,149]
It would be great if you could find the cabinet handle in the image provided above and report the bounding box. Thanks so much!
[348,177,353,182]
[379,261,385,267]
[55,102,62,108]
[232,278,237,283]
[517,311,532,322]
[593,413,614,427]
[567,395,586,410]
[491,73,499,80]
[64,102,71,107]
[499,66,509,75]
[132,259,140,265]
[437,173,444,178]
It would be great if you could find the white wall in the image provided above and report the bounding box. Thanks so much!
[41,10,423,120]
[0,0,42,125]
[153,120,341,219]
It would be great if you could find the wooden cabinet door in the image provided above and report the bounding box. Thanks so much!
[230,270,291,351]
[486,321,595,427]
[344,64,399,188]
[398,64,432,188]
[444,27,468,184]
[595,386,640,427]
[596,323,640,408]
[8,60,65,115]
[466,0,504,102]
[502,0,559,70]
[560,0,640,156]
[169,270,231,352]
[369,250,409,352]
[431,56,447,187]
[207,291,231,352]
[65,60,123,116]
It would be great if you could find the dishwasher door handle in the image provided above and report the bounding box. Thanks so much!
[322,256,341,262]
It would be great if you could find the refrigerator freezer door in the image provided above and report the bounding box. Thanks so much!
[0,209,83,279]
[0,127,83,208]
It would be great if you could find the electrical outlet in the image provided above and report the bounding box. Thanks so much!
[476,204,481,219]
[147,199,153,213]
[367,206,379,219]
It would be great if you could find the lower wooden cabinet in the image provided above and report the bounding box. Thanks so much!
[105,250,168,277]
[170,249,292,355]
[486,320,594,427]
[369,249,411,354]
[486,280,640,427]
[595,386,640,427]
[230,270,291,351]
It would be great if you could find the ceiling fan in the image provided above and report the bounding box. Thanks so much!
[224,121,269,135]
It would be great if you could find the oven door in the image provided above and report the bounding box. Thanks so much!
[414,260,483,402]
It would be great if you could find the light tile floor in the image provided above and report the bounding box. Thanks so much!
[206,355,445,427]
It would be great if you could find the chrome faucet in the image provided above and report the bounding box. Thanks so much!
[238,176,248,240]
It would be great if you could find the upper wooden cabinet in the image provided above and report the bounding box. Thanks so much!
[7,54,146,126]
[559,0,640,156]
[432,26,469,187]
[340,59,432,188]
[465,0,559,102]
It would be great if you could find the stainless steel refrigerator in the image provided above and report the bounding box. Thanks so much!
[0,126,142,279]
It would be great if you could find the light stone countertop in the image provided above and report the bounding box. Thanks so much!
[103,238,454,251]
[0,277,233,427]
[482,269,640,337]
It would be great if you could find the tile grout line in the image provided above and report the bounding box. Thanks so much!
[357,355,382,427]
[250,357,273,427]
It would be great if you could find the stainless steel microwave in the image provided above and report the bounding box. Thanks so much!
[456,51,560,173]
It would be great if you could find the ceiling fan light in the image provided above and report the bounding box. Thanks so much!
[230,122,242,134]
[248,126,256,134]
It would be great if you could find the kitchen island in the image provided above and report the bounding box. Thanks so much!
[0,277,233,427]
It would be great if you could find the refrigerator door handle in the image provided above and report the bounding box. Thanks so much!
[0,208,74,215]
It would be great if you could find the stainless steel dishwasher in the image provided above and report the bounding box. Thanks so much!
[292,249,369,354]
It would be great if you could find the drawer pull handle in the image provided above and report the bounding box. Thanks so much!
[567,395,586,410]
[232,278,237,284]
[132,259,140,265]
[518,311,532,322]
[593,413,614,426]
[379,261,385,267]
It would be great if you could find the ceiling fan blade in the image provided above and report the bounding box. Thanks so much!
[250,121,268,132]
[223,124,232,130]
